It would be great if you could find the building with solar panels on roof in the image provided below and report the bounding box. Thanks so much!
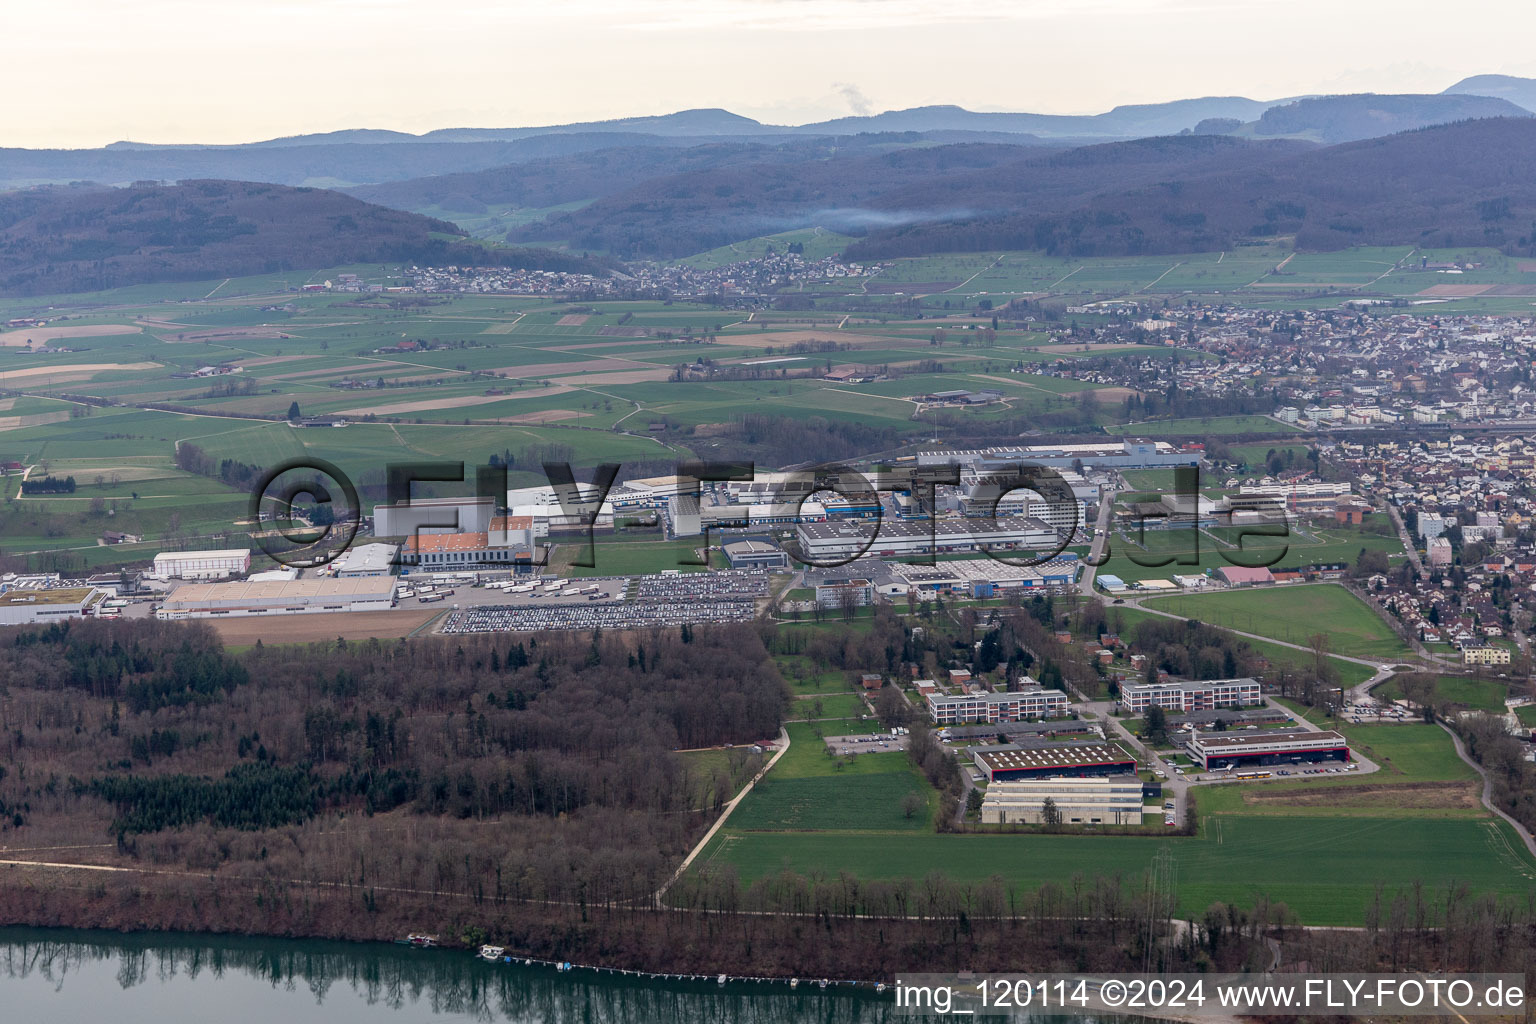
[972,742,1137,783]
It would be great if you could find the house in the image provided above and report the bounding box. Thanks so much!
[860,673,882,691]
[100,530,143,546]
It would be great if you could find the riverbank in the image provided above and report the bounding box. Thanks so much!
[0,859,1233,984]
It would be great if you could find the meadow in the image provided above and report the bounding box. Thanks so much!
[1141,584,1409,660]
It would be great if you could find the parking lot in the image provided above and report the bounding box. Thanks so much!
[825,732,909,756]
[438,569,770,633]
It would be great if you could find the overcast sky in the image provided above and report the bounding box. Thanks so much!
[4,0,1534,148]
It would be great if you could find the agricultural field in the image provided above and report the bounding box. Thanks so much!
[1141,584,1409,660]
[698,714,1535,926]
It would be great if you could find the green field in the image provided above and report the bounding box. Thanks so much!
[1095,522,1404,584]
[700,815,1533,926]
[1142,584,1409,660]
[1373,674,1510,714]
[701,719,1529,925]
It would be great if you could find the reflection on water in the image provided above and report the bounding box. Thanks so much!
[0,927,901,1023]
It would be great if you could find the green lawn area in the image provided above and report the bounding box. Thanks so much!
[1516,705,1536,728]
[791,692,867,721]
[1123,415,1297,436]
[728,771,935,831]
[1373,674,1509,714]
[1109,606,1377,689]
[554,539,710,576]
[1142,584,1409,660]
[701,815,1534,926]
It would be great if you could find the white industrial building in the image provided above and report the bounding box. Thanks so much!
[793,516,1057,561]
[158,577,398,619]
[0,587,104,625]
[980,778,1146,825]
[332,542,400,577]
[151,549,251,580]
[373,496,495,538]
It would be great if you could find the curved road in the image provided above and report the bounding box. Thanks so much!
[1438,722,1536,859]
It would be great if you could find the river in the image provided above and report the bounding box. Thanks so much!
[0,927,919,1023]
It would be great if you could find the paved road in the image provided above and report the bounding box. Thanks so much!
[1383,501,1427,580]
[1438,721,1536,860]
[1077,488,1116,597]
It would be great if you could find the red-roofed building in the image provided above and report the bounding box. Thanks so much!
[1215,565,1275,587]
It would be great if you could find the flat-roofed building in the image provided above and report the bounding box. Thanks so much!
[793,516,1056,562]
[374,496,495,539]
[972,742,1136,782]
[401,528,533,570]
[722,539,788,570]
[158,577,398,619]
[980,777,1145,825]
[151,549,251,580]
[927,686,1069,725]
[333,542,400,577]
[0,586,103,625]
[1120,678,1262,714]
[1185,728,1349,770]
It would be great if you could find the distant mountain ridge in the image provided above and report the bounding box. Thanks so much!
[4,77,1534,192]
[842,117,1536,261]
[1444,74,1536,113]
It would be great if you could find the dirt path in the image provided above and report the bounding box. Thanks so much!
[655,727,790,906]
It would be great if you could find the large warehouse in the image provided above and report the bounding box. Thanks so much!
[972,742,1137,782]
[1185,729,1350,771]
[152,549,251,580]
[793,516,1057,562]
[981,778,1146,825]
[0,587,104,626]
[158,578,398,619]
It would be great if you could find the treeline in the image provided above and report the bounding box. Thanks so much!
[173,441,263,492]
[18,475,75,494]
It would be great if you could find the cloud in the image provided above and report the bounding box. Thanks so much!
[833,82,875,116]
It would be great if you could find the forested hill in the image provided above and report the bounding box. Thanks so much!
[0,180,600,296]
[842,118,1536,260]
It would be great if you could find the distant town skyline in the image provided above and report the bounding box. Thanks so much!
[4,0,1534,148]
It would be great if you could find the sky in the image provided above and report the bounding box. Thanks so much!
[3,0,1535,148]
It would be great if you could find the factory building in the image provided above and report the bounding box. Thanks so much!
[0,587,104,626]
[980,778,1146,825]
[1184,729,1350,771]
[1119,678,1262,714]
[972,743,1137,783]
[722,539,789,570]
[332,542,400,577]
[891,557,1079,597]
[793,516,1056,562]
[151,549,252,580]
[158,577,398,619]
[927,686,1070,725]
[373,495,496,539]
[915,439,1199,471]
[401,528,533,570]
